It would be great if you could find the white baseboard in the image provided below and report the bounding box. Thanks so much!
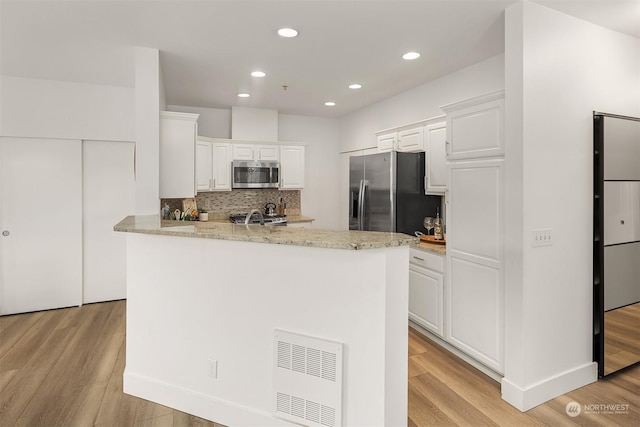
[501,362,598,411]
[124,370,294,426]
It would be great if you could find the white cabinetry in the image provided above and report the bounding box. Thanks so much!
[279,145,305,189]
[409,249,445,338]
[376,127,423,153]
[160,111,199,198]
[232,144,279,161]
[1,137,83,315]
[425,121,447,195]
[196,137,232,192]
[441,90,504,160]
[444,90,505,374]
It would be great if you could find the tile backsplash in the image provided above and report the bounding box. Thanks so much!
[161,189,301,219]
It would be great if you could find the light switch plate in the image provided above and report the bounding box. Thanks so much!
[532,229,553,247]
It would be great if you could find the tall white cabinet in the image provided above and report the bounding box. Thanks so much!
[1,138,83,315]
[442,90,505,374]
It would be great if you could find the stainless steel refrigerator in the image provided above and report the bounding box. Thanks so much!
[349,151,440,235]
[593,112,640,377]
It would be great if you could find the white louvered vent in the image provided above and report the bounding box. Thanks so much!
[273,330,343,427]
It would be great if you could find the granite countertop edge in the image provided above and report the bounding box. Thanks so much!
[114,215,417,251]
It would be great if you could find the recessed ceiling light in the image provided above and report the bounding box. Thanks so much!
[251,71,266,78]
[324,101,336,107]
[237,93,250,98]
[277,27,298,38]
[348,83,362,89]
[402,51,421,60]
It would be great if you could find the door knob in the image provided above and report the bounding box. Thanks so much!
[2,230,9,237]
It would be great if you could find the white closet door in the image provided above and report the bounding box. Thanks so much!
[1,137,82,315]
[83,140,135,303]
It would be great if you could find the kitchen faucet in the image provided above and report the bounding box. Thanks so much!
[244,209,264,225]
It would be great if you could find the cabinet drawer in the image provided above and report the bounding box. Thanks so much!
[410,249,444,273]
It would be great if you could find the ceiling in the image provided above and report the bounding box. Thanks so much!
[1,0,638,118]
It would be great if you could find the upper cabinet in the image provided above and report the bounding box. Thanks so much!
[160,111,199,198]
[197,136,232,192]
[376,126,423,153]
[232,143,279,161]
[441,90,504,160]
[425,121,447,195]
[279,145,305,189]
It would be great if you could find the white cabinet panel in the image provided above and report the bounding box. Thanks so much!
[377,133,396,152]
[448,160,503,261]
[1,137,82,315]
[604,181,640,245]
[425,122,447,195]
[398,127,423,152]
[83,140,135,304]
[212,143,232,190]
[232,144,255,161]
[197,138,232,192]
[160,111,198,198]
[256,145,279,161]
[409,262,444,338]
[442,91,504,160]
[446,254,503,372]
[280,145,305,189]
[196,141,213,191]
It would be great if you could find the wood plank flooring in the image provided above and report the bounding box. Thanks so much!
[604,302,640,375]
[1,300,638,426]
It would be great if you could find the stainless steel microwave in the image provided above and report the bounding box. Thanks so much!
[232,160,280,189]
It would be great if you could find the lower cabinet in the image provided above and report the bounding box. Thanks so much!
[409,249,444,338]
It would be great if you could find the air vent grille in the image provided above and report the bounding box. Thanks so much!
[273,330,343,427]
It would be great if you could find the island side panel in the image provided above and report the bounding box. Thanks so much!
[123,232,409,426]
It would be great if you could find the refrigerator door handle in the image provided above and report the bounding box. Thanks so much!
[358,179,365,230]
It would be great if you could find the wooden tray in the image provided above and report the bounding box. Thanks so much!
[419,235,446,245]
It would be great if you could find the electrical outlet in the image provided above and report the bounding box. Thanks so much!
[208,358,218,378]
[532,229,553,247]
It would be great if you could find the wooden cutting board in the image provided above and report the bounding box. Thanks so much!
[419,235,446,245]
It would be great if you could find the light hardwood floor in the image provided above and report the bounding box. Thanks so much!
[1,300,638,426]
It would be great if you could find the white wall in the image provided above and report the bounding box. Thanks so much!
[0,76,134,141]
[168,105,231,138]
[278,114,341,229]
[134,47,161,215]
[503,1,640,411]
[339,54,505,153]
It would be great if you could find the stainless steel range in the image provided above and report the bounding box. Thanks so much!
[229,212,287,226]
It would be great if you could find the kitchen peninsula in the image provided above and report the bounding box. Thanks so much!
[115,215,415,427]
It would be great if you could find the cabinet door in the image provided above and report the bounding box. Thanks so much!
[280,145,305,189]
[232,144,255,160]
[196,140,213,191]
[211,143,232,190]
[256,145,279,161]
[160,112,198,198]
[444,92,504,160]
[83,140,135,304]
[1,137,82,315]
[425,122,447,195]
[409,264,444,337]
[446,159,504,373]
[377,133,396,152]
[398,127,424,152]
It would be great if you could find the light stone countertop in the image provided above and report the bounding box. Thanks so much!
[114,215,417,250]
[412,241,446,255]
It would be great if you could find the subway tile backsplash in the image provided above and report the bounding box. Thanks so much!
[161,189,301,219]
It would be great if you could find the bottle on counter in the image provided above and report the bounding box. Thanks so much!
[434,210,443,240]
